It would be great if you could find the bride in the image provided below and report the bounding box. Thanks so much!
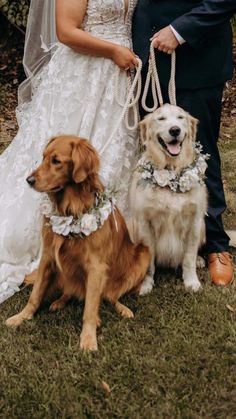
[0,0,139,304]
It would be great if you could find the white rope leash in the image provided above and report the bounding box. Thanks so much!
[99,58,142,155]
[99,45,177,156]
[142,44,163,111]
[115,62,143,131]
[142,44,176,112]
[168,51,177,106]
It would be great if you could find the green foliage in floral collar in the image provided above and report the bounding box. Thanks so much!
[40,191,116,239]
[136,142,209,193]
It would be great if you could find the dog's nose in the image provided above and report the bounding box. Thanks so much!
[26,176,36,186]
[169,126,181,137]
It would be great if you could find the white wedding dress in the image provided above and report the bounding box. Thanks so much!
[0,0,138,304]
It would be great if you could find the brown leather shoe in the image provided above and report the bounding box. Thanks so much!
[208,252,234,286]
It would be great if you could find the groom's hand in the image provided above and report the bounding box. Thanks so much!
[151,26,179,54]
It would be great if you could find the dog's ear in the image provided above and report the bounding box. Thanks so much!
[71,139,100,184]
[72,157,87,183]
[188,115,199,142]
[139,118,149,144]
[89,174,104,192]
[44,137,57,155]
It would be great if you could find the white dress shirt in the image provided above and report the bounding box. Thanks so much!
[170,25,186,45]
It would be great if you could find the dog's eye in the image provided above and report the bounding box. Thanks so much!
[51,157,61,165]
[178,115,184,119]
[158,116,166,121]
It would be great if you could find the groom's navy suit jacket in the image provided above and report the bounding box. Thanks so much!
[133,0,235,89]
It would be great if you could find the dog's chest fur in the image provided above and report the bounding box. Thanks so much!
[133,179,207,267]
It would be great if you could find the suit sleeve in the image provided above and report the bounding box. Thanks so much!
[171,0,236,47]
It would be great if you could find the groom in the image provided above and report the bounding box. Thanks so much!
[133,0,236,285]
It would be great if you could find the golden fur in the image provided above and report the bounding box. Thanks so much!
[130,104,208,294]
[6,136,150,350]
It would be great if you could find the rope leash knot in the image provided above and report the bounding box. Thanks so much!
[142,44,176,111]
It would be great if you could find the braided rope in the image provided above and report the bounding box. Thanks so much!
[142,44,176,112]
[99,46,177,156]
[99,58,142,155]
[168,51,177,106]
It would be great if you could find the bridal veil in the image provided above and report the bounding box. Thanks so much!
[18,0,57,105]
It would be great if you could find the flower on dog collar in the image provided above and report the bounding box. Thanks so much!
[40,191,116,238]
[136,142,210,193]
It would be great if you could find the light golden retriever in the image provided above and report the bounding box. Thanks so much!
[130,104,207,294]
[6,136,150,350]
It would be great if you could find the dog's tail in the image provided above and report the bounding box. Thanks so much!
[226,230,236,248]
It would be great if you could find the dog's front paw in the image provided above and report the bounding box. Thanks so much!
[5,314,25,328]
[115,302,134,318]
[196,256,206,269]
[49,299,66,312]
[139,274,154,296]
[80,331,98,351]
[184,276,202,292]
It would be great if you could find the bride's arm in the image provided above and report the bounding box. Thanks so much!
[56,0,138,70]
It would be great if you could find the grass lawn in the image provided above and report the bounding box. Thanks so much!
[0,126,235,418]
[0,30,236,419]
[0,264,235,418]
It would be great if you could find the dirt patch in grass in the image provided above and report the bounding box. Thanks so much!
[0,27,236,419]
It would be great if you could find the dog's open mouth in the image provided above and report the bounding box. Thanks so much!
[158,137,182,157]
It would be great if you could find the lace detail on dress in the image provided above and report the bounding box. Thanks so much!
[0,0,138,304]
[83,0,136,46]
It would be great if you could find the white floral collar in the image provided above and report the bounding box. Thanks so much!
[136,142,209,193]
[40,191,116,238]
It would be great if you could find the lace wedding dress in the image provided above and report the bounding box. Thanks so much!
[0,0,138,304]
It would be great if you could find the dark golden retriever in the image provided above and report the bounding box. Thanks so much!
[6,136,150,350]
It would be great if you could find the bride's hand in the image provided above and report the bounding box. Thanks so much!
[111,46,139,70]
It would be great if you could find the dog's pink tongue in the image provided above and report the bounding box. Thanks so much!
[167,142,181,156]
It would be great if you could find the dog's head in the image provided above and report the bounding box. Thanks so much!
[139,104,198,167]
[26,136,103,193]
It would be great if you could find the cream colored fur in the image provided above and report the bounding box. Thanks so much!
[226,230,236,248]
[130,104,208,294]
